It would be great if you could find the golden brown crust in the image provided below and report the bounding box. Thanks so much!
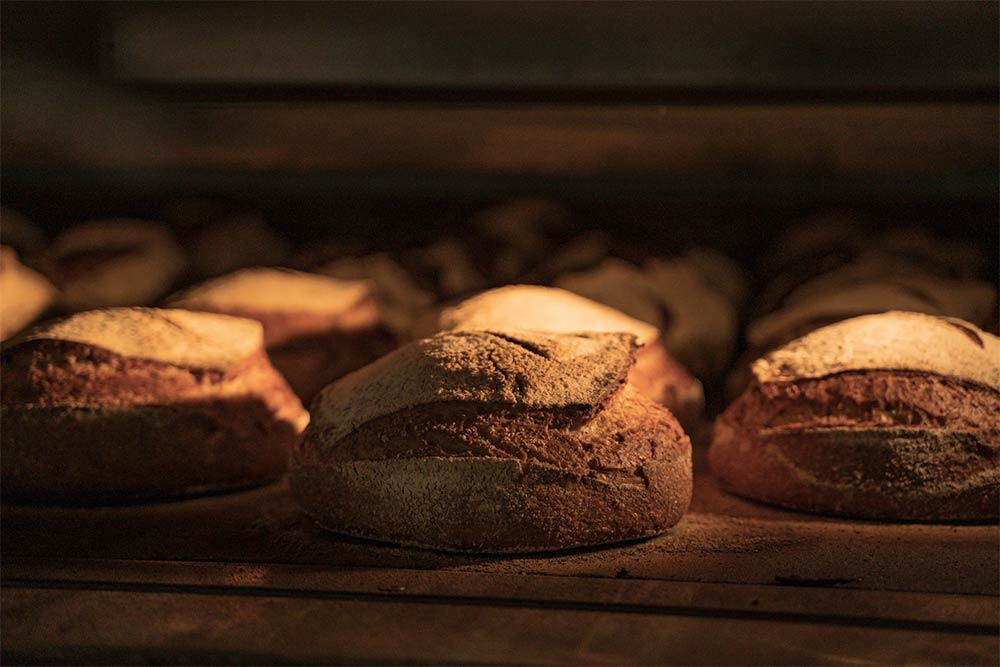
[629,341,704,430]
[1,309,308,504]
[309,330,638,451]
[710,315,1000,521]
[167,269,396,400]
[10,308,264,372]
[2,401,293,504]
[292,385,692,552]
[429,285,703,426]
[436,285,660,345]
[754,312,1000,391]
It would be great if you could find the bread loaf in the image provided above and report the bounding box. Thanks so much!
[292,330,692,552]
[710,311,1000,520]
[168,268,397,401]
[427,285,704,428]
[1,308,308,503]
[556,257,738,380]
[41,219,185,310]
[320,253,435,335]
[1,246,58,340]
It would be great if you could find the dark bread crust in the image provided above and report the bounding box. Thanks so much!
[629,341,704,430]
[1,316,307,504]
[292,385,692,552]
[266,326,398,402]
[709,371,999,520]
[2,401,292,504]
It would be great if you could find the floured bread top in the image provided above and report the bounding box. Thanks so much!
[754,311,1000,391]
[13,307,263,371]
[311,330,637,445]
[747,279,997,349]
[439,285,659,345]
[169,268,373,314]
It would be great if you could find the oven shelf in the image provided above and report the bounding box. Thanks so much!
[4,447,997,665]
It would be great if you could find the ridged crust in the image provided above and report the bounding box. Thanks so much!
[711,313,1000,520]
[437,284,660,345]
[167,269,393,400]
[429,284,703,425]
[1,309,308,504]
[754,312,1000,391]
[10,307,264,372]
[293,385,692,552]
[709,422,998,520]
[309,330,639,451]
[555,256,737,379]
[747,282,997,354]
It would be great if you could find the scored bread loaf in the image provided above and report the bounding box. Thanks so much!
[167,268,397,402]
[710,311,1000,520]
[292,330,693,552]
[424,285,704,428]
[1,308,308,504]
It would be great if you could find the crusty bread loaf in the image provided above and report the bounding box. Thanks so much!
[1,308,308,504]
[41,219,186,310]
[710,312,1000,520]
[426,285,704,428]
[292,330,692,552]
[1,246,58,340]
[168,268,397,401]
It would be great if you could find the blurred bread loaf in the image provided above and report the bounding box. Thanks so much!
[556,255,739,380]
[1,246,58,340]
[40,219,185,310]
[426,285,704,428]
[168,268,397,401]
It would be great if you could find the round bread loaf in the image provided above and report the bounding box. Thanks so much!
[1,308,308,504]
[425,285,704,428]
[41,219,186,310]
[710,311,1000,520]
[292,330,692,552]
[168,267,397,402]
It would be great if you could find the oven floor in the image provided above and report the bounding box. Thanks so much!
[3,447,997,665]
